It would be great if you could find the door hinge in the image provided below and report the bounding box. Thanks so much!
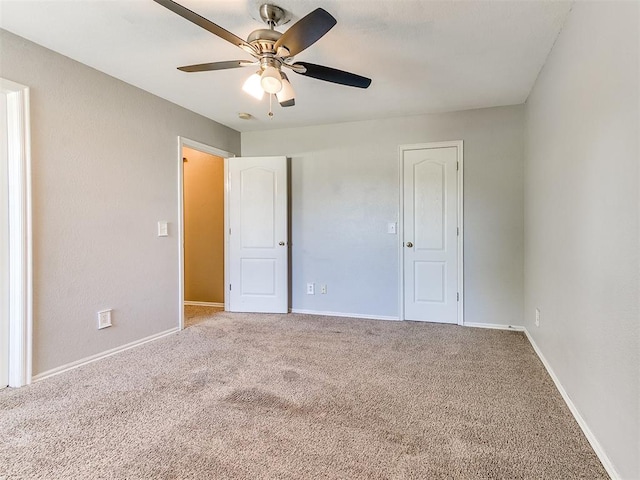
[457,227,459,236]
[229,228,231,235]
[229,284,232,291]
[456,161,459,171]
[457,292,459,301]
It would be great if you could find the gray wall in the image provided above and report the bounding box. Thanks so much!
[524,2,639,478]
[0,30,241,376]
[242,106,524,325]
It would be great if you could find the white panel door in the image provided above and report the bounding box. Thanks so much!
[403,146,458,323]
[229,156,288,313]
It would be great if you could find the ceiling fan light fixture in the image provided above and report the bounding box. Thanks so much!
[242,72,264,100]
[153,0,371,113]
[261,65,283,94]
[276,72,295,103]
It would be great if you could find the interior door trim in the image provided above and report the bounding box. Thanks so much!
[1,78,32,387]
[398,140,464,325]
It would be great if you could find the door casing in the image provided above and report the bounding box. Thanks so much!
[1,78,32,387]
[1,89,8,388]
[398,141,464,325]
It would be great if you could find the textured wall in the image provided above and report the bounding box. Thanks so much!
[0,30,240,375]
[183,147,224,304]
[242,105,524,325]
[524,2,639,477]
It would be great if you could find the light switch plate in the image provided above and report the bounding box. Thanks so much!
[158,221,168,237]
[387,222,397,234]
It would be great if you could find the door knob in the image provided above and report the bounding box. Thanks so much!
[406,241,413,248]
[279,241,285,246]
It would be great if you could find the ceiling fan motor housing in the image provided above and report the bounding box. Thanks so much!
[247,29,282,56]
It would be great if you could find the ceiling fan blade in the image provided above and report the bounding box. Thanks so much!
[279,99,295,107]
[178,60,255,72]
[153,0,257,55]
[291,62,372,89]
[274,8,336,57]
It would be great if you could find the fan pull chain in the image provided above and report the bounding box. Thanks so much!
[268,94,274,119]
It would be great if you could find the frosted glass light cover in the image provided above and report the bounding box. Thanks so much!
[242,73,264,100]
[276,77,295,103]
[260,66,283,94]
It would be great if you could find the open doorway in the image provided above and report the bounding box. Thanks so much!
[178,138,233,330]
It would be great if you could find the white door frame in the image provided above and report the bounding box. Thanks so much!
[1,78,33,387]
[177,137,234,330]
[398,141,464,325]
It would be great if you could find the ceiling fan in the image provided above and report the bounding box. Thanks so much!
[153,0,372,112]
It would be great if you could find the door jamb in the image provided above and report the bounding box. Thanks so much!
[1,78,32,387]
[177,137,234,330]
[398,140,464,325]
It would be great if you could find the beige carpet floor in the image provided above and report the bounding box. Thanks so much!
[1,309,607,479]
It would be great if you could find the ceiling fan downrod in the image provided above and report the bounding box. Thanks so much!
[259,4,288,30]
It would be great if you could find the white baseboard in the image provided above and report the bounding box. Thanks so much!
[523,328,619,479]
[184,301,224,308]
[32,327,179,383]
[464,322,526,331]
[290,309,400,322]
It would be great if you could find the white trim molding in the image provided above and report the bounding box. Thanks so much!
[1,78,32,388]
[32,327,179,383]
[184,301,224,308]
[464,322,525,332]
[291,309,400,322]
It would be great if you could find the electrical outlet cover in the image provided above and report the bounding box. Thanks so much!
[98,309,112,329]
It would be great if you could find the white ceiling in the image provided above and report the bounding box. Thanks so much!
[0,0,572,132]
